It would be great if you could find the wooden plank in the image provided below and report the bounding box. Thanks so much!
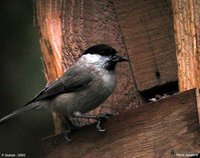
[172,0,200,91]
[42,89,200,158]
[113,0,178,91]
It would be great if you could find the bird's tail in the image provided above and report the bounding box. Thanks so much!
[0,103,39,124]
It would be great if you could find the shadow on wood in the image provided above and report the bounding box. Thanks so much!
[42,89,200,158]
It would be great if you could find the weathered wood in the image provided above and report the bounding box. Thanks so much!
[34,0,65,133]
[34,0,140,134]
[172,0,200,91]
[34,0,64,81]
[42,89,200,158]
[113,0,178,91]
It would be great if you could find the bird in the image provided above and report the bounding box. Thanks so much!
[0,44,129,138]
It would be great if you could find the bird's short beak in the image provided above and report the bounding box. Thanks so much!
[115,54,129,62]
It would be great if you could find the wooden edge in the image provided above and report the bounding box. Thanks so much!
[42,89,200,158]
[195,88,200,124]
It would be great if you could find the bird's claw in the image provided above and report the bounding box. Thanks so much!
[72,112,114,132]
[64,130,72,142]
[95,112,114,132]
[96,119,106,132]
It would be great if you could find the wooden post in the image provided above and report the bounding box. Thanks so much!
[34,0,140,134]
[172,0,200,91]
[34,0,65,133]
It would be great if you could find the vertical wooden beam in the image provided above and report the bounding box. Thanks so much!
[34,0,65,134]
[172,0,200,91]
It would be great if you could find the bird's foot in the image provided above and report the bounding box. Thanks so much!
[64,129,72,142]
[63,117,75,142]
[73,112,114,132]
[95,112,114,132]
[96,112,114,121]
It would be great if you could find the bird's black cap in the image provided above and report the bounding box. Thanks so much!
[82,44,117,56]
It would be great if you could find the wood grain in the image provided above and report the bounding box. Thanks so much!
[42,89,200,158]
[172,0,200,91]
[34,0,65,133]
[34,0,63,81]
[113,0,178,91]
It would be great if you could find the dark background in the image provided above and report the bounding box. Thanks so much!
[0,1,54,157]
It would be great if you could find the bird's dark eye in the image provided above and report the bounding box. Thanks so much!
[111,55,118,61]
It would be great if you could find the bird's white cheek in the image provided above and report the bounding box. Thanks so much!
[82,54,101,63]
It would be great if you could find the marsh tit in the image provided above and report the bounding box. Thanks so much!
[0,44,129,133]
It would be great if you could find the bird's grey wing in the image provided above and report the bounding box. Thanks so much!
[25,66,93,105]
